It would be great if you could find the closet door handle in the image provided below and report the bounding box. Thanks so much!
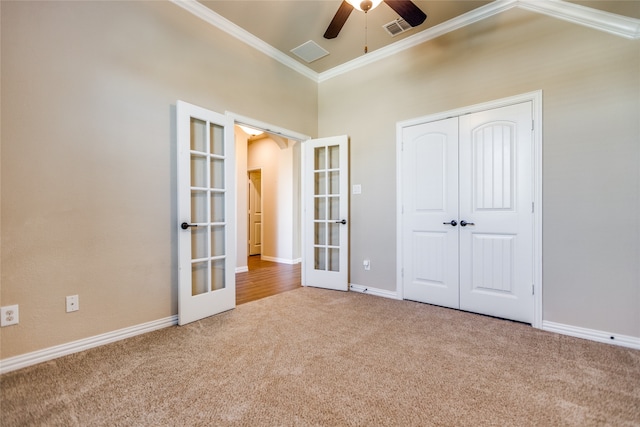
[335,219,347,225]
[181,222,198,230]
[443,220,457,226]
[460,220,475,227]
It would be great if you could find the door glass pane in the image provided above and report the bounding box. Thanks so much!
[315,247,326,270]
[314,197,326,220]
[329,248,340,272]
[329,171,340,195]
[190,118,207,152]
[315,222,326,245]
[328,145,339,169]
[329,223,340,246]
[314,147,326,170]
[211,158,224,189]
[192,261,208,296]
[191,226,208,259]
[191,155,207,188]
[315,172,326,195]
[211,226,225,257]
[191,190,207,223]
[211,259,225,290]
[329,197,339,220]
[210,123,224,156]
[211,192,225,223]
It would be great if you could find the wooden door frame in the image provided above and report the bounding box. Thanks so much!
[395,91,543,328]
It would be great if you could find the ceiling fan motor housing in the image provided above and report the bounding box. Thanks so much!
[360,0,373,12]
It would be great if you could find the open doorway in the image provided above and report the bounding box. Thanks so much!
[233,118,307,304]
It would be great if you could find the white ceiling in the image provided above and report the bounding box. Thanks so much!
[192,0,640,75]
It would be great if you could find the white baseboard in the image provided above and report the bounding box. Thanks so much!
[260,256,301,264]
[349,283,401,300]
[235,266,249,273]
[542,321,640,350]
[0,315,178,375]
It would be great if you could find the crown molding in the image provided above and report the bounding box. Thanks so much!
[170,0,639,84]
[518,0,640,40]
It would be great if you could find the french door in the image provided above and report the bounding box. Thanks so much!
[401,102,534,324]
[176,101,235,325]
[303,136,349,291]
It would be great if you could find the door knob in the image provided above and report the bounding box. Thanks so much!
[443,220,458,226]
[460,220,475,227]
[335,219,347,225]
[181,222,198,230]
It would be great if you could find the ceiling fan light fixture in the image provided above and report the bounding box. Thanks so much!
[346,0,383,12]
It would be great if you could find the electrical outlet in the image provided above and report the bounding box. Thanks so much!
[1,305,19,327]
[363,259,371,271]
[66,295,79,313]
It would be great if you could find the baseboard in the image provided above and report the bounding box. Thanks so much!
[260,256,301,264]
[0,315,179,375]
[542,321,640,350]
[349,283,401,300]
[235,266,249,273]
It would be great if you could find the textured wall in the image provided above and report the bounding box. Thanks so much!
[318,8,640,337]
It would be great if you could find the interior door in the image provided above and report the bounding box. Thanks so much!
[248,170,262,256]
[177,101,235,326]
[459,102,533,323]
[400,102,534,324]
[402,117,459,308]
[303,135,349,291]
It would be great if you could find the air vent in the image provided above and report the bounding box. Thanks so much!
[290,40,329,63]
[383,18,412,37]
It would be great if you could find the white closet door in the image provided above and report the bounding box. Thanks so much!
[402,117,459,308]
[458,102,534,323]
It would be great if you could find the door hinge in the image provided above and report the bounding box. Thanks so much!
[532,120,534,131]
[532,284,535,295]
[401,268,404,278]
[531,202,534,213]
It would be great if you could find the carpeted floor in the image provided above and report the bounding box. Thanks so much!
[2,287,639,426]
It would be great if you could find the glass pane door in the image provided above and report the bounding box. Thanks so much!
[303,135,349,291]
[177,101,235,326]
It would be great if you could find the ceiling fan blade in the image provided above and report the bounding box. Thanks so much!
[383,0,427,27]
[324,1,354,39]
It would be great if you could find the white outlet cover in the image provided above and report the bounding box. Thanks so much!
[352,184,362,194]
[1,305,19,327]
[66,295,79,313]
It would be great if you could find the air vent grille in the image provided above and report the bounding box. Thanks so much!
[290,40,329,63]
[383,18,412,37]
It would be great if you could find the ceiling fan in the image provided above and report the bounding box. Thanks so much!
[324,0,427,39]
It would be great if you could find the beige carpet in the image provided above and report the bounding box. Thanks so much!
[2,287,639,426]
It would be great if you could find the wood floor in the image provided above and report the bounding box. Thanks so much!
[236,256,302,305]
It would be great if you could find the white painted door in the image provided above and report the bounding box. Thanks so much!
[459,102,533,323]
[402,117,460,308]
[401,102,533,324]
[248,170,262,256]
[303,135,349,291]
[177,101,236,326]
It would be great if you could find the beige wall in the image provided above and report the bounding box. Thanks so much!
[319,8,640,337]
[0,1,317,358]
